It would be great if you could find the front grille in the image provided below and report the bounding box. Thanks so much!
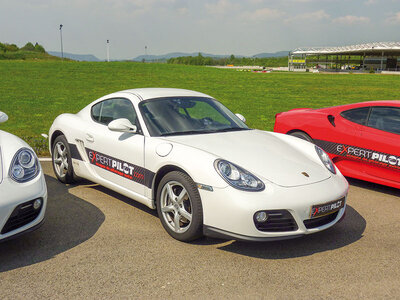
[254,210,298,232]
[303,211,339,229]
[1,198,43,234]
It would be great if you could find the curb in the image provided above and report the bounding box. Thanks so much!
[39,158,52,162]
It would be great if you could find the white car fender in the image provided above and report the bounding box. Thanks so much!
[145,137,228,190]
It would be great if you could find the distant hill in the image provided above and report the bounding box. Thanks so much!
[48,51,100,62]
[252,51,289,58]
[133,52,245,62]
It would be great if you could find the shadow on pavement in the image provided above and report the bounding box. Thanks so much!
[0,175,105,272]
[347,178,400,197]
[217,205,365,259]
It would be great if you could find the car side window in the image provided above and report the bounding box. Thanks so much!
[91,98,138,126]
[340,107,370,125]
[367,107,400,135]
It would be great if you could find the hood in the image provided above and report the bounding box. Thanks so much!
[163,130,330,187]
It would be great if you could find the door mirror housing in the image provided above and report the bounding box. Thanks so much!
[0,111,8,124]
[235,113,246,123]
[108,118,137,133]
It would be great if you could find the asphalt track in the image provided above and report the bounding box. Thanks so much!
[0,162,399,299]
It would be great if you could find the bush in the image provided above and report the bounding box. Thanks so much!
[4,43,19,52]
[21,42,35,51]
[34,42,45,53]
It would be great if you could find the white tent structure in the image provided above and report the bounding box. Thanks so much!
[289,42,400,72]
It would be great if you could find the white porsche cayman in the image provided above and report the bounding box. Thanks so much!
[0,112,47,241]
[49,88,348,242]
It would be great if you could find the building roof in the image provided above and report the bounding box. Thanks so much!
[292,42,400,56]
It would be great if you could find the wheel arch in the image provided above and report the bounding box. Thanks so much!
[50,130,65,154]
[286,129,313,139]
[152,164,191,205]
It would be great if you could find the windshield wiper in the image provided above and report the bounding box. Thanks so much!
[215,127,250,132]
[160,130,218,136]
[159,127,250,136]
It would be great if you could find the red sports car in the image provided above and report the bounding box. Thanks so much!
[274,101,400,189]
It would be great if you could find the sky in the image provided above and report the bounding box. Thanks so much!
[1,0,400,60]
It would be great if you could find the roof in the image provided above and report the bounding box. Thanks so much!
[120,88,211,101]
[292,42,400,56]
[317,100,400,112]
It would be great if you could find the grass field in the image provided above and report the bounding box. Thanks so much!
[1,60,400,154]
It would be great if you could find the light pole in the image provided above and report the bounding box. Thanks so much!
[59,24,64,61]
[107,39,110,62]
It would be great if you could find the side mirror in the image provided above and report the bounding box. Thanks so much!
[0,111,8,124]
[108,118,137,133]
[235,113,246,123]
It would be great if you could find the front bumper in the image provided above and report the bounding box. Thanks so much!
[0,170,47,241]
[200,174,348,241]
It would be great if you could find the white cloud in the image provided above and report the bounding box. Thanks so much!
[205,0,239,15]
[364,0,376,5]
[177,7,188,15]
[242,8,284,21]
[386,11,400,24]
[333,15,370,24]
[285,10,330,23]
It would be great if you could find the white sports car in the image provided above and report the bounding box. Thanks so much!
[49,88,348,242]
[0,111,47,241]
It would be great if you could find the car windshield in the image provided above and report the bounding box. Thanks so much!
[139,97,249,137]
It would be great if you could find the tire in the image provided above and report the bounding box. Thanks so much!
[156,171,203,242]
[289,131,314,143]
[52,135,75,184]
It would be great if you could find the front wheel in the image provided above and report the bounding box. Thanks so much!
[52,135,75,184]
[156,171,203,242]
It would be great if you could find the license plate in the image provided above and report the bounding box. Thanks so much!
[310,197,345,219]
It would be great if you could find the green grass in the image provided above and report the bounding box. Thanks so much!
[1,60,400,155]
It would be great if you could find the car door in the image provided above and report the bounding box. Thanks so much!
[317,107,369,176]
[359,106,400,184]
[84,97,146,196]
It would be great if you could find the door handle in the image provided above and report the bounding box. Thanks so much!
[86,133,94,142]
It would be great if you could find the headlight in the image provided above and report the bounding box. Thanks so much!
[9,148,39,182]
[214,159,265,191]
[315,146,336,174]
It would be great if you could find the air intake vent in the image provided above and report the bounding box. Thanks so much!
[1,199,43,234]
[303,211,339,229]
[254,210,298,232]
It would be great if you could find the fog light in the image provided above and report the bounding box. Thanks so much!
[33,199,42,210]
[255,211,268,222]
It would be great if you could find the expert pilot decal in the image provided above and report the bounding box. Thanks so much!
[86,148,154,188]
[316,140,400,171]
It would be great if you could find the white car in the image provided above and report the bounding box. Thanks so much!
[49,88,348,242]
[0,111,47,241]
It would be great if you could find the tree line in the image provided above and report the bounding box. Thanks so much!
[167,53,288,67]
[0,42,46,53]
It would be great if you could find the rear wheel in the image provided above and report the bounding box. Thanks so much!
[288,131,314,143]
[156,171,203,242]
[52,135,75,184]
